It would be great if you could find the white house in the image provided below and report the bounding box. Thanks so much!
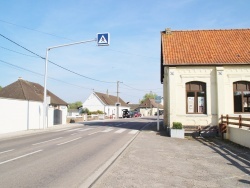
[0,78,68,133]
[139,98,164,116]
[161,29,250,131]
[82,92,130,118]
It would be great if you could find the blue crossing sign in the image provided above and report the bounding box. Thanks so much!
[97,33,110,46]
[155,96,162,103]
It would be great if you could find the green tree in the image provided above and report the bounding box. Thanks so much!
[0,86,2,91]
[81,108,90,115]
[140,92,157,103]
[68,101,82,109]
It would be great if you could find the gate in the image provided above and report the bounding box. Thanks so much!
[54,109,62,125]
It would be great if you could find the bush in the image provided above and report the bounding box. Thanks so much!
[172,122,182,129]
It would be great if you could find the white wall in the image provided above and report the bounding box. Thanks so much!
[0,98,68,134]
[83,93,105,112]
[0,98,43,133]
[227,125,250,148]
[163,65,250,128]
[59,105,68,124]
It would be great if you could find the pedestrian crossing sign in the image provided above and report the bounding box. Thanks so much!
[97,33,110,46]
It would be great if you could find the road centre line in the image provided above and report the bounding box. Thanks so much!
[32,137,63,145]
[0,149,14,154]
[57,137,82,146]
[0,150,43,165]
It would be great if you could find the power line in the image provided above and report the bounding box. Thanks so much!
[0,59,94,91]
[0,45,38,58]
[0,19,73,41]
[0,33,116,84]
[0,19,159,59]
[121,83,162,92]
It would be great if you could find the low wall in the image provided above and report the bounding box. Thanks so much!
[227,125,250,148]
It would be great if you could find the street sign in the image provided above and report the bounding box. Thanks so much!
[155,96,162,103]
[97,33,110,46]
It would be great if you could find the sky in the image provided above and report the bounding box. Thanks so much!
[0,0,250,104]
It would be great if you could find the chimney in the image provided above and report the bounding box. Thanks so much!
[165,28,171,35]
[106,89,109,98]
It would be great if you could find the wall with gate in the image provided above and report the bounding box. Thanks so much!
[0,98,68,134]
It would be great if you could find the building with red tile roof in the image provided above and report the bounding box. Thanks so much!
[161,28,250,135]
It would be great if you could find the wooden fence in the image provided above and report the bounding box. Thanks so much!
[220,114,250,128]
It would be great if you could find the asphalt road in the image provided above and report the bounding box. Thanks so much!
[0,118,156,188]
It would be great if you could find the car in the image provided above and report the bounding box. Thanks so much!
[133,112,142,117]
[122,109,131,118]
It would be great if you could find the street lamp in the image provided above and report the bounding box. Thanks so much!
[43,39,97,129]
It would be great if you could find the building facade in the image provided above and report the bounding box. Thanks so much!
[161,29,250,128]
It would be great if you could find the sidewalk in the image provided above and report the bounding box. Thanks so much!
[92,123,250,188]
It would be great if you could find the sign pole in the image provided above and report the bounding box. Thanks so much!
[157,103,159,131]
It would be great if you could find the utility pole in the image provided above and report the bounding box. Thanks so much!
[116,81,122,119]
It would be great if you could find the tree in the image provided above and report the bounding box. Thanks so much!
[140,92,157,103]
[81,108,90,115]
[0,86,2,91]
[68,101,82,109]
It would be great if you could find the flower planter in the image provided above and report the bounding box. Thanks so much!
[170,129,185,139]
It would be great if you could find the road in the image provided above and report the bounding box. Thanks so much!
[0,117,157,188]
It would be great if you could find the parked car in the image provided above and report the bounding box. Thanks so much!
[133,112,142,117]
[122,109,131,118]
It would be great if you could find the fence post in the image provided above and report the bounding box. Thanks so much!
[226,114,229,125]
[221,115,223,124]
[239,115,242,128]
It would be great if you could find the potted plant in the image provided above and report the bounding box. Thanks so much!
[170,122,184,139]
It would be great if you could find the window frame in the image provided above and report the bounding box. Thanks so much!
[233,81,250,113]
[186,81,207,114]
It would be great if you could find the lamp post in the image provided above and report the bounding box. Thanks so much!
[43,39,97,129]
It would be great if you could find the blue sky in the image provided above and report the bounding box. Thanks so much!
[0,0,250,104]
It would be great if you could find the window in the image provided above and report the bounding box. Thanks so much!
[233,81,250,113]
[186,81,206,114]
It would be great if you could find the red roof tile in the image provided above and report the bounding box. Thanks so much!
[161,29,250,65]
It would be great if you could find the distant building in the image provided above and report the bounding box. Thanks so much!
[139,98,164,116]
[82,92,130,118]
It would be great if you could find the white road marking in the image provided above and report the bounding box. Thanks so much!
[79,128,94,132]
[0,150,43,165]
[88,131,101,135]
[102,129,113,133]
[32,137,63,145]
[57,137,82,146]
[67,128,83,132]
[54,128,71,132]
[115,129,126,133]
[0,149,14,154]
[129,130,139,134]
